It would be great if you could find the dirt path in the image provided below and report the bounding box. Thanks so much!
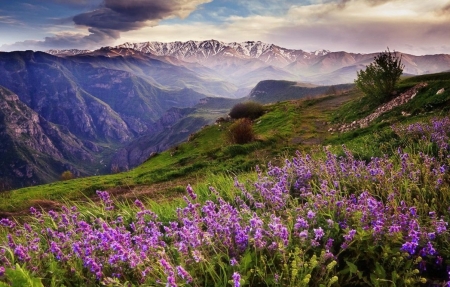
[291,92,356,145]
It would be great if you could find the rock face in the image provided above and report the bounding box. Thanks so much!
[110,107,203,170]
[0,51,210,189]
[0,86,95,190]
[335,83,429,133]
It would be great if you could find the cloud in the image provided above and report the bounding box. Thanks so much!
[37,0,101,7]
[0,16,20,25]
[118,0,450,55]
[2,0,450,54]
[73,0,212,31]
[2,0,211,51]
[437,3,450,15]
[0,30,118,51]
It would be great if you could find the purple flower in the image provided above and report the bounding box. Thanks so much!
[401,241,418,255]
[313,227,324,241]
[186,184,197,200]
[232,272,241,287]
[307,210,316,219]
[343,229,356,241]
[0,218,16,228]
[134,199,145,210]
[230,258,238,266]
[176,266,192,283]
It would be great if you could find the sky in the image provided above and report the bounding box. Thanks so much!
[0,0,449,55]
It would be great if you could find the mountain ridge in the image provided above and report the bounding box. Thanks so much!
[47,40,450,86]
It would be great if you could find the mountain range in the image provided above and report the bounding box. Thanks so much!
[49,40,450,86]
[1,40,450,189]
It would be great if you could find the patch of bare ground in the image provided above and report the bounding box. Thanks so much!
[293,92,355,145]
[0,177,199,219]
[106,176,199,202]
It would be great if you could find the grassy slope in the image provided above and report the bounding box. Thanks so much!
[327,72,450,159]
[1,72,449,213]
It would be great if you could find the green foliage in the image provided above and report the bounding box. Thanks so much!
[227,118,255,144]
[229,101,265,120]
[355,49,404,102]
[3,264,44,287]
[60,170,74,181]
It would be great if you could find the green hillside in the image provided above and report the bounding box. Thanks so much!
[2,72,449,214]
[1,72,450,286]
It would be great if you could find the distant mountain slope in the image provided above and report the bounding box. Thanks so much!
[0,51,207,138]
[0,86,97,190]
[0,50,214,189]
[48,41,450,89]
[107,40,450,85]
[113,79,352,170]
[247,80,354,104]
[111,108,210,170]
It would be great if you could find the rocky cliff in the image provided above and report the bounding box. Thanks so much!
[0,86,96,190]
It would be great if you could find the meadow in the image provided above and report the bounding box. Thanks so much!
[0,73,450,286]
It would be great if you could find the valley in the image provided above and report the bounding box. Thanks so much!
[1,41,449,190]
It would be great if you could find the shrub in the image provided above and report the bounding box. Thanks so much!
[355,48,404,102]
[60,170,74,181]
[229,101,264,120]
[227,118,255,144]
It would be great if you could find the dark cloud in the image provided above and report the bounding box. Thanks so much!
[335,0,398,9]
[438,3,450,15]
[69,0,211,47]
[2,0,210,51]
[74,0,211,31]
[36,0,101,7]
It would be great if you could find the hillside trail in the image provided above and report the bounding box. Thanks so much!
[290,91,356,145]
[0,176,197,219]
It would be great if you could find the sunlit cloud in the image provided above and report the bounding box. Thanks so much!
[1,0,450,54]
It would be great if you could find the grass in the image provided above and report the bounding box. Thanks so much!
[2,72,450,286]
[2,72,449,214]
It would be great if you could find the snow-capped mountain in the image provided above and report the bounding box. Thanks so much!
[46,49,92,56]
[114,40,331,68]
[45,40,450,87]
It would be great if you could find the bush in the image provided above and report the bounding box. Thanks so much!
[60,170,74,181]
[355,48,404,102]
[229,101,264,120]
[227,118,255,144]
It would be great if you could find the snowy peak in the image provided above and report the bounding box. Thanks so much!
[112,40,328,67]
[46,49,92,56]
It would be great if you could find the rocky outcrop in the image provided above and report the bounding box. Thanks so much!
[334,83,428,132]
[0,86,96,190]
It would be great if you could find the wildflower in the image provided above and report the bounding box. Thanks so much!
[186,184,197,200]
[401,241,418,255]
[230,258,238,266]
[313,227,324,241]
[0,218,16,228]
[232,272,241,287]
[134,199,145,210]
[343,229,356,241]
[307,210,316,219]
[176,266,192,283]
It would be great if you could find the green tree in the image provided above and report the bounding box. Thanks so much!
[355,48,404,102]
